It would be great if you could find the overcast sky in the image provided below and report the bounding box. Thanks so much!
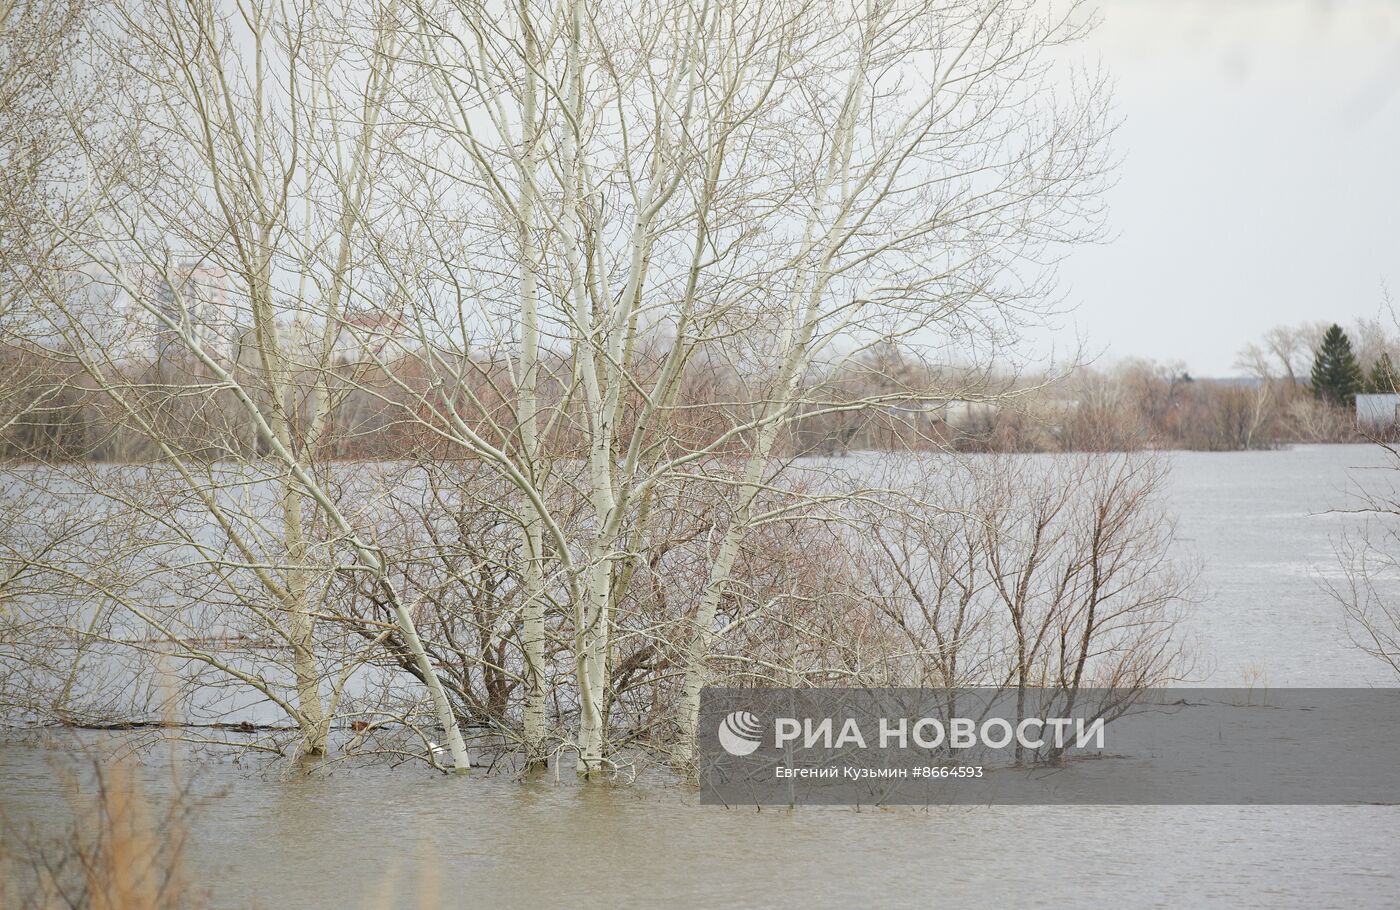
[1051,0,1400,376]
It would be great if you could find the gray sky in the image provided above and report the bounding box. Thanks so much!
[1054,0,1400,376]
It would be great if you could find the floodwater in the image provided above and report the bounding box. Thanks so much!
[1165,444,1396,687]
[3,444,1399,908]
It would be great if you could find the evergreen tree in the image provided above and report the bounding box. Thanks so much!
[1309,324,1364,406]
[1369,352,1399,393]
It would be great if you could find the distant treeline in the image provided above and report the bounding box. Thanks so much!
[0,328,1385,463]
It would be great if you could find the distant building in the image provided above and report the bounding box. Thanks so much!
[73,261,234,367]
[886,397,1080,431]
[881,398,999,430]
[146,263,229,368]
[1356,393,1400,429]
[941,399,998,429]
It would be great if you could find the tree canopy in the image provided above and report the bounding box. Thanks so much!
[1310,324,1365,407]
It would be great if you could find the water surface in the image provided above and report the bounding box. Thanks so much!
[3,444,1398,908]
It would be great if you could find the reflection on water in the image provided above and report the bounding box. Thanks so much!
[2,444,1398,908]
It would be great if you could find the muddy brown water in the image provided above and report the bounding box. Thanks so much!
[3,445,1398,907]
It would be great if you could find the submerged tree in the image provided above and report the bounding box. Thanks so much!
[4,0,1128,777]
[1310,324,1364,408]
[357,0,1116,773]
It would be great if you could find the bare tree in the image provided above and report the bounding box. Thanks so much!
[1236,323,1327,386]
[14,0,473,767]
[4,0,1119,778]
[1329,435,1400,679]
[858,449,1193,717]
[350,0,1113,771]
